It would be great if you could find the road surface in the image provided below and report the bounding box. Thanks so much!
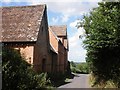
[58,74,90,88]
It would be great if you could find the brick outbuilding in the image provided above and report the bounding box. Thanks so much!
[1,4,69,73]
[49,25,69,73]
[1,5,53,72]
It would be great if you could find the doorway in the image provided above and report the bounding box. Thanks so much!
[42,59,46,72]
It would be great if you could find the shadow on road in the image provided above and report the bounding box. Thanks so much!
[74,74,80,77]
[51,80,71,87]
[66,73,75,79]
[51,73,75,87]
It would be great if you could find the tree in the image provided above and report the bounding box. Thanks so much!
[78,1,120,87]
[76,63,89,73]
[70,61,76,67]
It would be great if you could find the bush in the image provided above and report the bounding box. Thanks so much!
[2,47,52,90]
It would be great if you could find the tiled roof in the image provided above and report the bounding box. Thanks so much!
[49,25,67,36]
[1,5,45,42]
[49,25,68,50]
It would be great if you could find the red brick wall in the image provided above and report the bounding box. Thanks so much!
[58,41,65,73]
[51,52,57,73]
[64,49,68,71]
[4,43,35,65]
[33,7,52,73]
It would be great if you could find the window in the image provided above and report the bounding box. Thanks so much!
[29,57,31,64]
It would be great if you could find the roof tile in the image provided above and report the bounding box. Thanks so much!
[49,25,67,36]
[1,5,45,42]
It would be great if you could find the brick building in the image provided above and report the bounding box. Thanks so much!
[49,26,69,73]
[1,5,69,73]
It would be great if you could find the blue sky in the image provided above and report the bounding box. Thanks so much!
[1,0,102,62]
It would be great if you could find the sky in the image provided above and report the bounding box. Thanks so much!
[1,0,102,62]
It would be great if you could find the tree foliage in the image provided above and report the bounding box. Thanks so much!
[70,61,89,74]
[76,62,89,73]
[79,1,120,87]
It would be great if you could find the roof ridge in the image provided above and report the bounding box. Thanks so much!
[2,4,46,8]
[49,25,67,27]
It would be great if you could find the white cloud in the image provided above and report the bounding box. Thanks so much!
[68,36,87,62]
[68,23,86,62]
[2,0,11,2]
[48,1,100,14]
[51,17,59,24]
[70,19,80,28]
[68,47,87,62]
[28,1,100,24]
[70,20,85,36]
[78,27,85,36]
[45,1,101,23]
[61,15,69,23]
[69,28,85,47]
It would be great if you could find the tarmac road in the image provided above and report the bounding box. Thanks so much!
[58,74,90,88]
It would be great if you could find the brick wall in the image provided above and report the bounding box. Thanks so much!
[4,43,35,65]
[64,48,68,71]
[33,7,52,73]
[58,41,65,73]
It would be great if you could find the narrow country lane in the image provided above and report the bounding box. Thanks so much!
[58,74,90,88]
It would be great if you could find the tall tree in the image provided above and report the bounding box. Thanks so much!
[78,1,120,87]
